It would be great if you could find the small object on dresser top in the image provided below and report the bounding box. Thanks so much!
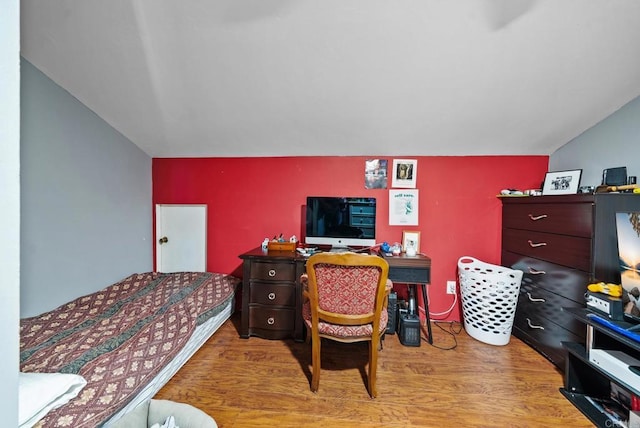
[587,282,623,297]
[498,189,526,197]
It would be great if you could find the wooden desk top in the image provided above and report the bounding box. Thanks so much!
[379,251,431,268]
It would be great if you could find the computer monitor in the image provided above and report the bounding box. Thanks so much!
[305,196,376,249]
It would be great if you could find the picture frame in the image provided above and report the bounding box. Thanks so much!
[542,169,582,195]
[402,230,421,254]
[391,159,417,188]
[389,190,419,225]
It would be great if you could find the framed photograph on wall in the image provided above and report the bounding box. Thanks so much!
[542,169,582,195]
[391,159,417,188]
[365,159,388,189]
[402,230,421,253]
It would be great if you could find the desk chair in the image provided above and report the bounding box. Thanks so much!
[302,252,391,398]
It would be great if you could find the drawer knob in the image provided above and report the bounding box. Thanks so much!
[526,292,546,303]
[528,214,548,221]
[528,267,546,275]
[527,240,547,248]
[268,269,276,277]
[526,318,544,330]
[267,317,275,325]
[268,292,276,300]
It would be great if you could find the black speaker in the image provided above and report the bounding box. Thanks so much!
[399,314,421,347]
[386,291,398,335]
[602,166,627,186]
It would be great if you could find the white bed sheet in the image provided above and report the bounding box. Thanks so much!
[103,297,234,426]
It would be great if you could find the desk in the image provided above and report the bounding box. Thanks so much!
[380,252,433,344]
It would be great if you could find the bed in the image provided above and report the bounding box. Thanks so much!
[19,271,239,428]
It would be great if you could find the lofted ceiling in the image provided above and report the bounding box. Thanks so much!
[20,0,640,158]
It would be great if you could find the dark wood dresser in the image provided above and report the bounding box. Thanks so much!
[239,247,306,341]
[501,193,640,369]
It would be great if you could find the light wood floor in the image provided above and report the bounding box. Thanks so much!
[155,313,593,427]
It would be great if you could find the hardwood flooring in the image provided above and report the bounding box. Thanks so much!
[155,313,593,427]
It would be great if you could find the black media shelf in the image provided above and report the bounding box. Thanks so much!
[562,307,640,427]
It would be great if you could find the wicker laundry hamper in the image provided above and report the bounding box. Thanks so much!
[457,256,523,346]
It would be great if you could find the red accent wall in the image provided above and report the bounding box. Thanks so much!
[153,155,548,321]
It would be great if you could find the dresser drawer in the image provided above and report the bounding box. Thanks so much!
[351,215,375,226]
[350,205,375,216]
[248,306,295,331]
[502,229,591,271]
[250,261,296,281]
[517,285,585,336]
[502,252,590,302]
[250,282,296,306]
[502,202,592,237]
[513,309,584,366]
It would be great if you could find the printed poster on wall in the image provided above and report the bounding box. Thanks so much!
[389,189,419,225]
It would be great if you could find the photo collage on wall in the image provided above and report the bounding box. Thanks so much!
[364,158,420,226]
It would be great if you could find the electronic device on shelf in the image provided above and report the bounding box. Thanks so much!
[585,288,624,321]
[398,286,421,347]
[589,349,640,391]
[615,211,640,325]
[305,196,376,250]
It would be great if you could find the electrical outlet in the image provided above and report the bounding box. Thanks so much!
[446,280,456,295]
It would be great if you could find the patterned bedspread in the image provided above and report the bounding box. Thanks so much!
[20,272,239,427]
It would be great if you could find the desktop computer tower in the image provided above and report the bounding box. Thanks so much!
[386,291,398,335]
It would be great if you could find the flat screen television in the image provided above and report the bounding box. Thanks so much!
[615,211,640,323]
[305,196,376,249]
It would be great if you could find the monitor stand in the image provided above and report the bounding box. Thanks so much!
[329,246,350,253]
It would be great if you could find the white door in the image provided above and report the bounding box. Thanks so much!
[156,204,207,272]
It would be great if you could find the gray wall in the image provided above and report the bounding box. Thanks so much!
[549,96,640,188]
[1,1,20,425]
[21,59,153,318]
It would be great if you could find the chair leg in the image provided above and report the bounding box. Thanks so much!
[368,337,379,398]
[311,332,321,392]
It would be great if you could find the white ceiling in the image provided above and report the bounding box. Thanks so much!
[20,0,640,158]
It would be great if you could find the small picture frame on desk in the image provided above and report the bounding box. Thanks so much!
[402,230,421,254]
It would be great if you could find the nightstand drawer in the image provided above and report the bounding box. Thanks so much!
[248,306,295,331]
[502,202,592,237]
[250,261,296,281]
[502,229,591,271]
[250,282,296,306]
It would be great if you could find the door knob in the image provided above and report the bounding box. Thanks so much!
[159,236,168,244]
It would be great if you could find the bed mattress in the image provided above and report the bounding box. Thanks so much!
[20,271,239,428]
[104,298,234,426]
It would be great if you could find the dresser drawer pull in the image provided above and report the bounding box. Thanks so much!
[528,214,548,221]
[268,292,276,300]
[267,317,275,325]
[527,240,547,248]
[268,269,276,277]
[527,267,546,275]
[526,318,544,330]
[526,292,546,303]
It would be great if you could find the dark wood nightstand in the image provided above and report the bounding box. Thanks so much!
[239,247,306,341]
